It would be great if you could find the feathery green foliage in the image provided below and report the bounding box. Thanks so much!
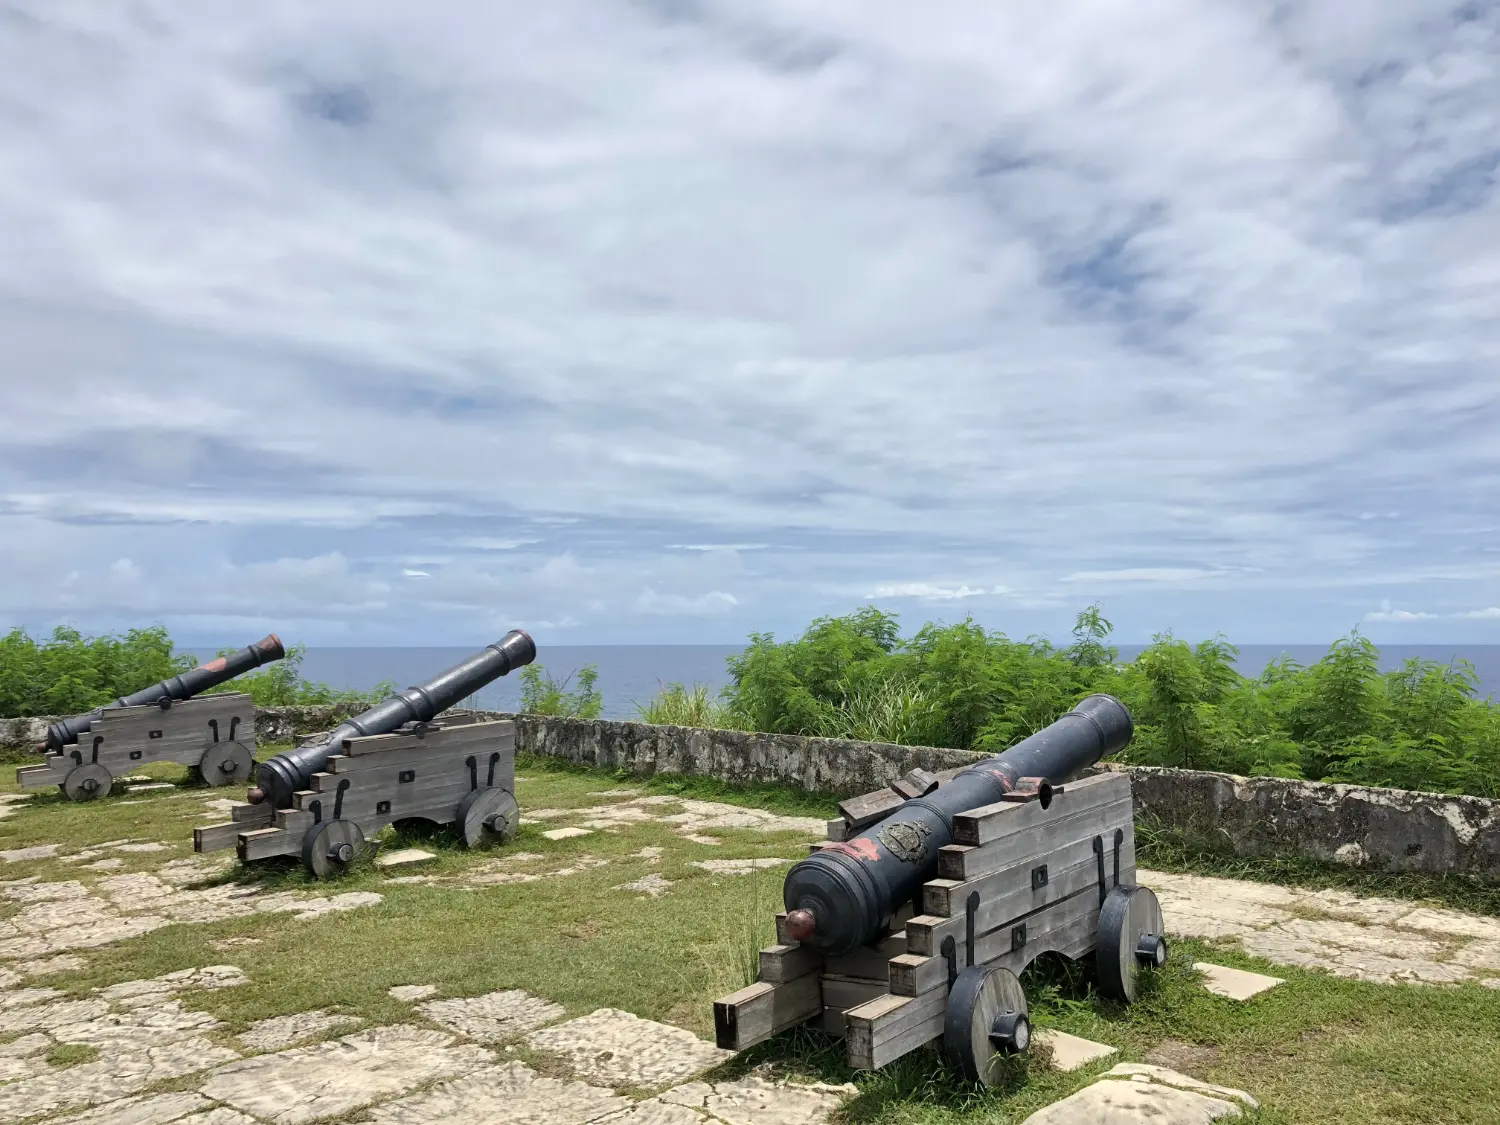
[518,662,602,719]
[711,606,1500,798]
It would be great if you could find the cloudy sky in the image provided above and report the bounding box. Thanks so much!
[2,0,1498,649]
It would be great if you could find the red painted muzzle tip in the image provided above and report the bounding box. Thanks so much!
[246,788,265,805]
[786,908,816,942]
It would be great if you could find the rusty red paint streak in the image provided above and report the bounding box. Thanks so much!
[260,634,284,654]
[199,658,227,674]
[826,837,879,862]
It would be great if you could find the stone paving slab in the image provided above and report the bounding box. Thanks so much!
[1034,1029,1118,1071]
[417,989,566,1041]
[1194,963,1284,1001]
[377,848,438,869]
[1141,868,1500,987]
[659,1076,859,1124]
[238,1008,362,1051]
[1021,1063,1257,1124]
[0,1036,239,1123]
[388,984,439,1002]
[366,1060,629,1125]
[50,1092,217,1125]
[525,1008,733,1089]
[198,1024,494,1125]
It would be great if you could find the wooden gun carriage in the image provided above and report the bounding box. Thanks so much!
[193,713,519,877]
[18,634,284,802]
[19,692,259,801]
[713,697,1167,1086]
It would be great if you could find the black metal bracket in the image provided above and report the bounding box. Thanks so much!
[376,800,391,815]
[1093,835,1108,906]
[309,799,323,825]
[942,935,958,990]
[1011,923,1027,952]
[965,891,980,967]
[487,752,501,787]
[1113,827,1124,888]
[1032,864,1049,891]
[333,778,350,820]
[466,755,478,790]
[398,770,415,784]
[229,716,240,741]
[208,719,220,743]
[92,736,103,762]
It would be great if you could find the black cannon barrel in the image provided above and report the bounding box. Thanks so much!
[781,693,1134,957]
[248,629,536,809]
[45,634,286,752]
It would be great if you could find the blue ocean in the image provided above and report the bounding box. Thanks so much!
[190,644,1500,720]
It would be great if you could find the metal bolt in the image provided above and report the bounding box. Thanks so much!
[330,843,354,864]
[219,759,236,773]
[81,779,98,793]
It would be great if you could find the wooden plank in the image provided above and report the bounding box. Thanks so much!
[713,974,822,1051]
[888,953,948,997]
[844,985,948,1070]
[273,808,316,836]
[340,721,512,756]
[825,932,907,981]
[315,758,487,793]
[325,737,515,775]
[906,867,1119,974]
[775,912,791,945]
[891,768,939,800]
[938,794,1133,881]
[922,834,1137,937]
[825,818,848,842]
[951,772,1129,846]
[759,943,823,984]
[819,1007,847,1038]
[238,827,302,862]
[836,788,905,830]
[193,822,241,853]
[230,803,275,825]
[819,974,889,1011]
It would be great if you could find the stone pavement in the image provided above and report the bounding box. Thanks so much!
[0,963,856,1125]
[1141,868,1500,987]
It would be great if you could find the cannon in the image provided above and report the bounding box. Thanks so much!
[194,631,535,877]
[712,694,1168,1086]
[17,634,286,801]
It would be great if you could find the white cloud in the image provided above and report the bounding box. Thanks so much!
[1454,606,1500,620]
[1364,607,1438,622]
[1061,568,1215,584]
[402,569,431,578]
[634,588,739,616]
[0,1,1498,644]
[868,583,998,601]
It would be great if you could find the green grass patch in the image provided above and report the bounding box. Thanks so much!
[43,1043,101,1069]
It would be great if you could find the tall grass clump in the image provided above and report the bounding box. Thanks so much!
[518,663,602,719]
[634,681,741,729]
[681,605,1500,799]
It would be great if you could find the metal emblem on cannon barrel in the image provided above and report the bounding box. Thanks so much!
[16,635,285,801]
[711,694,1168,1087]
[192,631,535,878]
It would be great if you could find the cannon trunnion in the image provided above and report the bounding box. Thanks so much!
[711,696,1167,1086]
[193,713,521,878]
[18,692,260,801]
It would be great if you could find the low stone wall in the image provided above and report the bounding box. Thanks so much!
[8,704,1499,880]
[1108,764,1500,879]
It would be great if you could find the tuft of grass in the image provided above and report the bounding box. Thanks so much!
[44,1043,101,1069]
[634,681,743,730]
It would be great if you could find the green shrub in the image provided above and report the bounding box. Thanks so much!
[0,626,391,717]
[678,605,1500,799]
